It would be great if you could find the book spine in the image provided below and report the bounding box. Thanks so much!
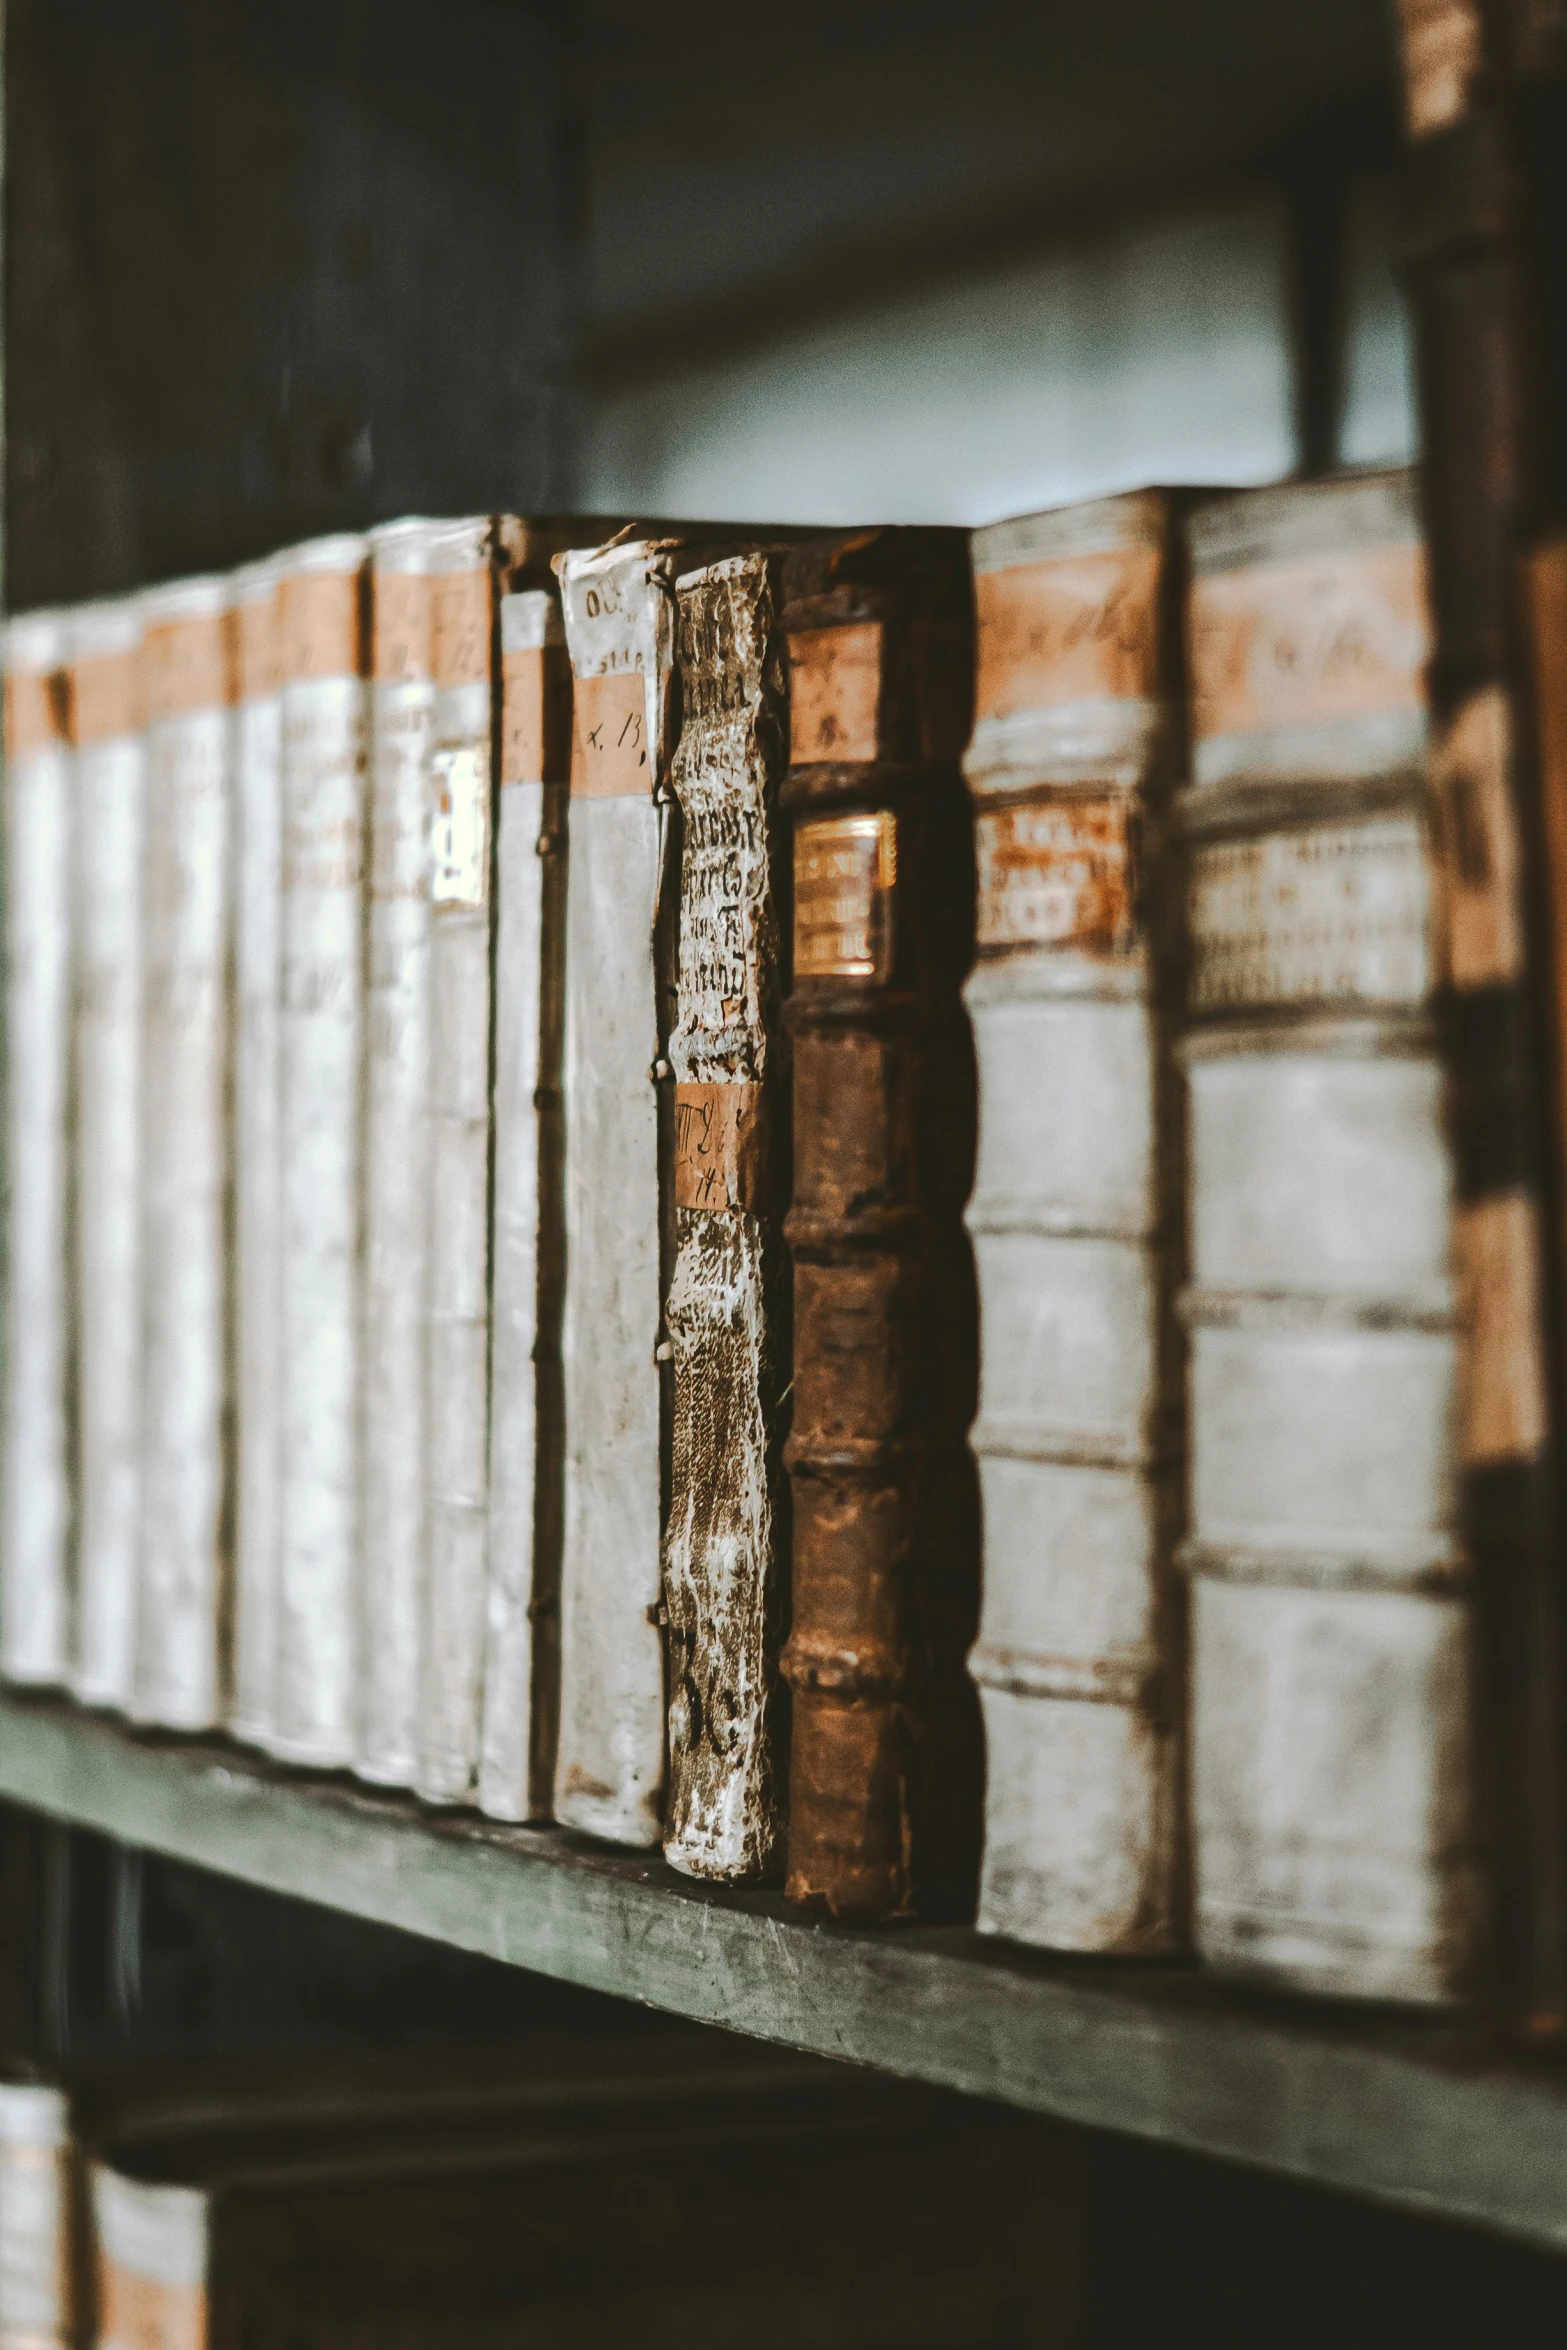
[228,564,285,1752]
[356,525,437,1787]
[478,589,570,1823]
[661,552,790,1882]
[275,540,370,1768]
[417,523,500,1806]
[1,617,74,1687]
[1181,472,1490,2005]
[1394,0,1565,2021]
[134,582,233,1732]
[552,542,671,1848]
[780,543,981,1921]
[68,603,146,1713]
[962,494,1185,1953]
[90,2169,207,2350]
[0,2085,75,2350]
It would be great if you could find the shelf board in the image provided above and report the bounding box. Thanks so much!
[4,1688,1566,2250]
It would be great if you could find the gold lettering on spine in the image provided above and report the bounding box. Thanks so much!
[794,812,896,980]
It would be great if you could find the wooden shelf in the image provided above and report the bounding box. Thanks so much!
[4,1689,1567,2251]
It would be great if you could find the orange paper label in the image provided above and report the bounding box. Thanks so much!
[1455,1191,1548,1467]
[99,2257,208,2350]
[433,567,490,689]
[501,645,571,787]
[674,1080,765,1212]
[788,622,882,764]
[145,612,232,721]
[1190,542,1429,748]
[236,588,282,702]
[794,812,896,980]
[281,568,364,682]
[976,796,1135,956]
[1394,0,1483,139]
[975,545,1162,722]
[373,570,432,685]
[571,671,648,797]
[73,647,142,744]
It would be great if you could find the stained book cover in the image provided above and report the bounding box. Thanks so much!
[963,491,1187,1955]
[780,528,982,1922]
[229,561,286,1753]
[135,576,234,1733]
[662,552,792,1881]
[2,613,74,1688]
[1178,467,1548,2005]
[67,597,147,1714]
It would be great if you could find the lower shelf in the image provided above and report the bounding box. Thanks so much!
[2,1687,1565,2250]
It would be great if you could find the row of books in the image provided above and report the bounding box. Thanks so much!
[5,469,1558,2011]
[0,2053,1077,2350]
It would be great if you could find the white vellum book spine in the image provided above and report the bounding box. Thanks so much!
[276,538,369,1767]
[68,600,146,1711]
[134,580,232,1731]
[1180,469,1481,2005]
[552,540,673,1846]
[963,492,1183,1954]
[1,615,73,1687]
[357,521,437,1786]
[479,588,560,1823]
[92,2164,208,2350]
[417,519,498,1806]
[0,2082,74,2349]
[229,561,285,1749]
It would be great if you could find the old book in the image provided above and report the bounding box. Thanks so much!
[275,535,370,1769]
[416,516,511,1807]
[228,559,286,1754]
[67,598,147,1714]
[550,537,676,1847]
[658,551,792,1880]
[1178,466,1535,2004]
[134,578,233,1733]
[1393,0,1566,2022]
[477,585,570,1824]
[963,493,1185,1952]
[2,614,73,1689]
[81,2048,1079,2350]
[357,518,438,1789]
[0,2083,76,2350]
[780,528,981,1921]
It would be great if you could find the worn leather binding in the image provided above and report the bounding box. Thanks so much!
[779,529,981,1921]
[662,552,793,1881]
[1394,0,1567,2023]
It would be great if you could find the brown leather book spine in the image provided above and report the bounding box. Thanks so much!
[1394,0,1567,2024]
[780,534,981,1921]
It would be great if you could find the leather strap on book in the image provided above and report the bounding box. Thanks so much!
[673,1080,765,1212]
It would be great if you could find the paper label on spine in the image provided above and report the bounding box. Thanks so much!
[501,647,545,785]
[975,545,1161,721]
[73,648,141,744]
[1394,0,1483,138]
[432,568,489,689]
[673,1080,766,1212]
[373,572,431,684]
[98,2259,207,2350]
[794,812,896,979]
[432,746,489,908]
[1455,1190,1548,1466]
[976,796,1135,954]
[1190,544,1429,751]
[1190,818,1432,1009]
[571,671,648,797]
[788,622,882,764]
